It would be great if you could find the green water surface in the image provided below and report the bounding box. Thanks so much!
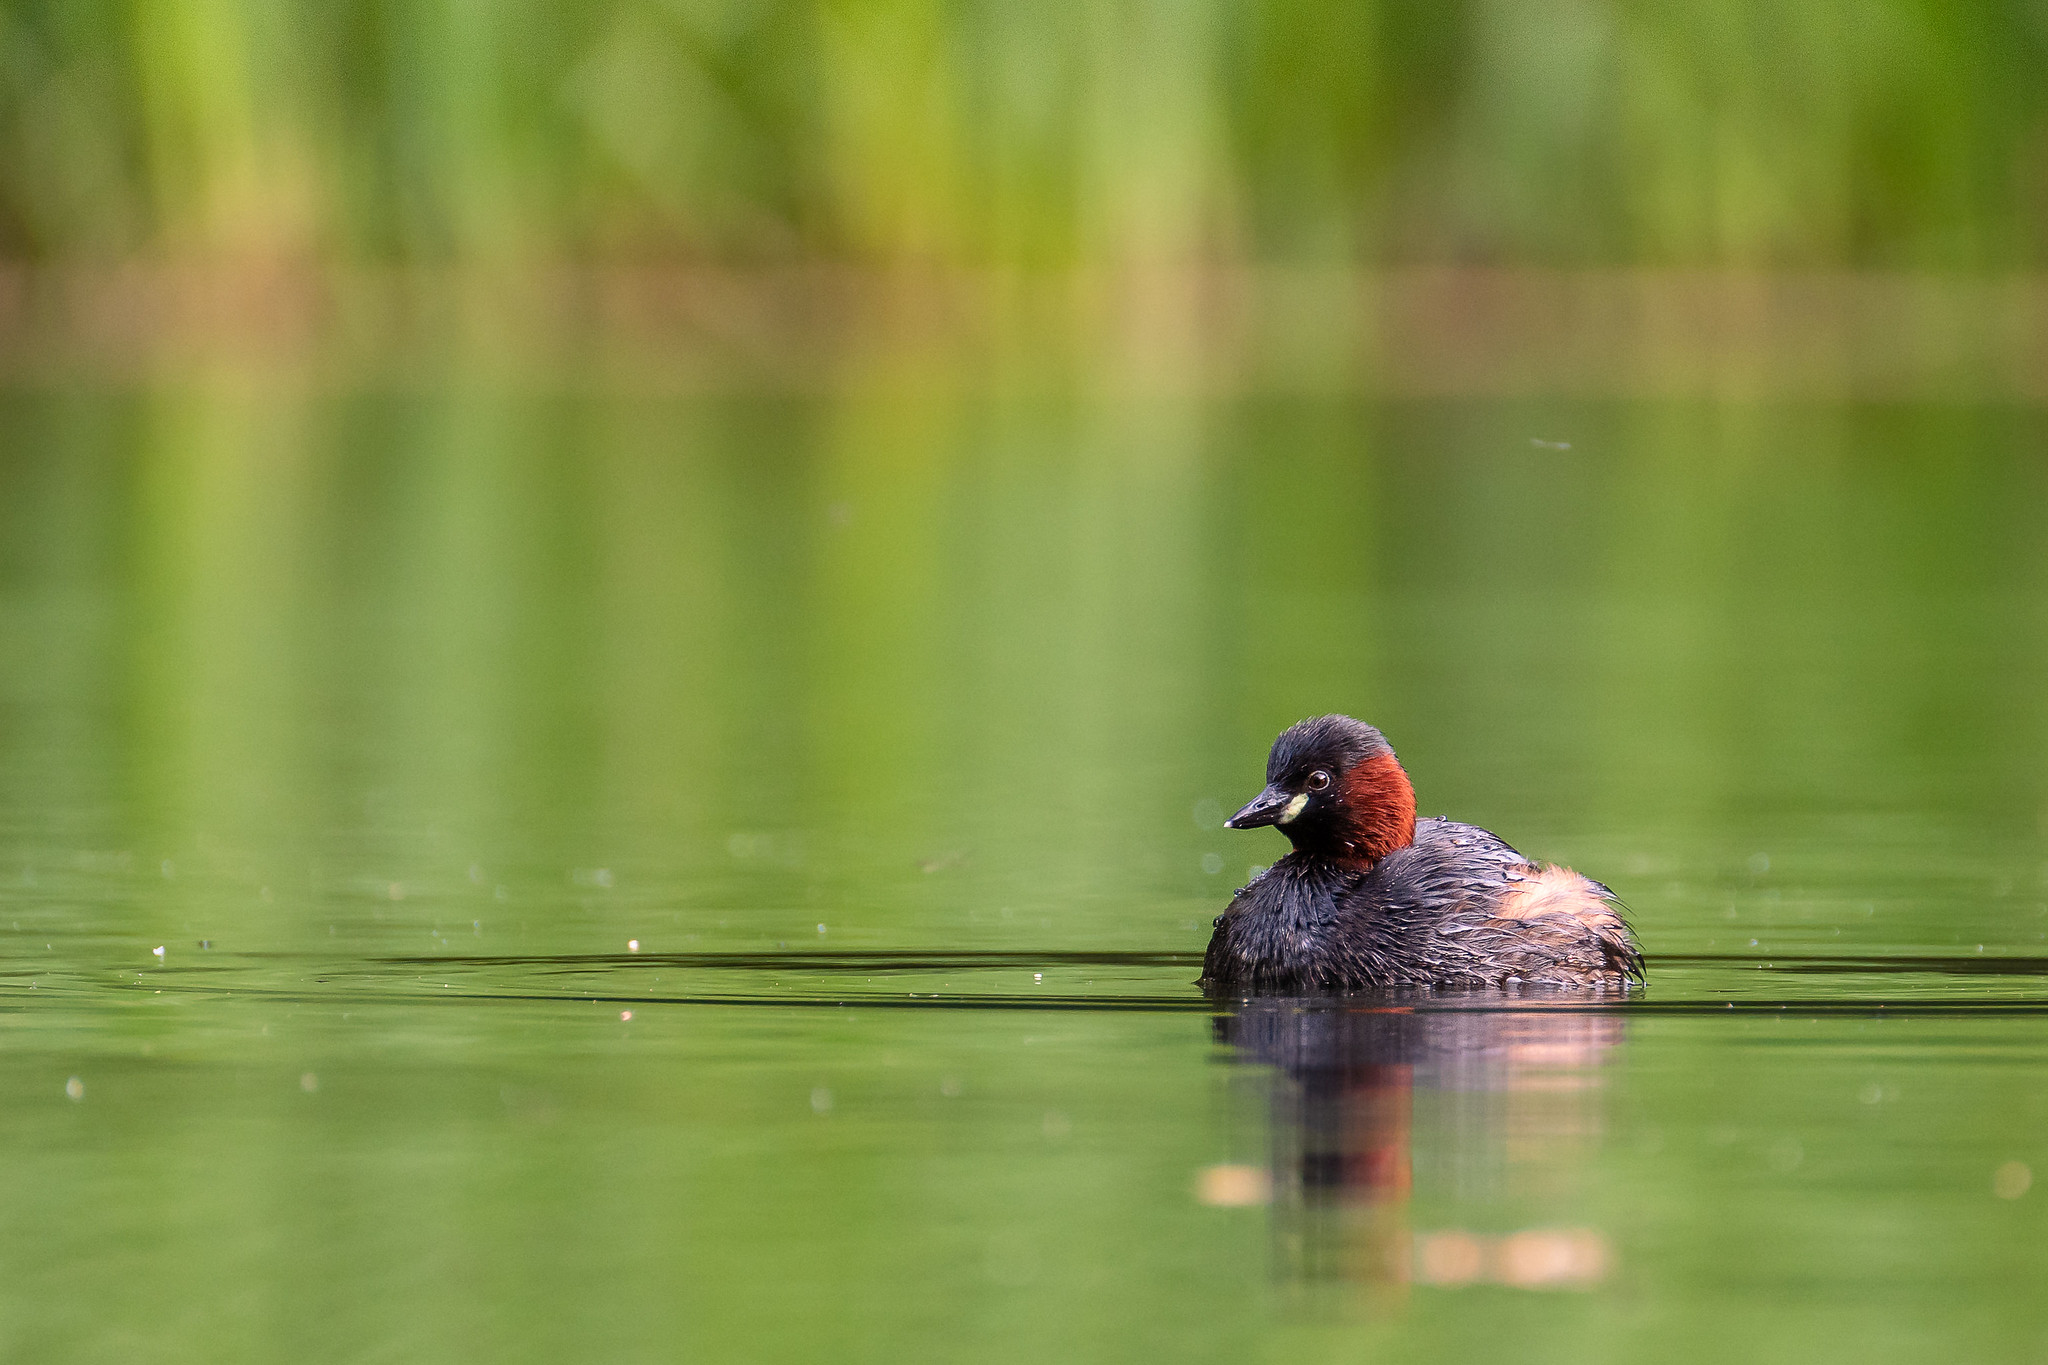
[3,388,2047,1362]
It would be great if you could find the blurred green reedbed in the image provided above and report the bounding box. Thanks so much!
[4,382,2048,1362]
[4,0,2047,267]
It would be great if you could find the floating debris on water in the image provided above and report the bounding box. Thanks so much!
[1196,1165,1271,1207]
[1995,1161,2032,1199]
[64,1077,83,1101]
[810,1087,833,1114]
[1415,1228,1609,1288]
[300,1073,318,1093]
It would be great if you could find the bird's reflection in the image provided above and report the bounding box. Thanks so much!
[1205,996,1626,1305]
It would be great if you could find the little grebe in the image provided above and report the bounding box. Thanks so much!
[1202,715,1642,992]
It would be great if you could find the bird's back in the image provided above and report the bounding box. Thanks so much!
[1328,818,1642,989]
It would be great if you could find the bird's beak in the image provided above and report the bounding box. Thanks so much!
[1225,784,1302,829]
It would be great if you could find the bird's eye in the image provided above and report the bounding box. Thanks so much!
[1306,770,1331,791]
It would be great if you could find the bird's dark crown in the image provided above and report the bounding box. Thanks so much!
[1266,715,1394,783]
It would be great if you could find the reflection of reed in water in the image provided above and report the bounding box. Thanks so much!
[1204,999,1625,1302]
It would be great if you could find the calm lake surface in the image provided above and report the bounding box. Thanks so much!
[3,387,2046,1361]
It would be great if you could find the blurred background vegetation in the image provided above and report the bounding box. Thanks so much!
[2,0,2045,271]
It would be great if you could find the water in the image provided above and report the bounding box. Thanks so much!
[3,387,2047,1361]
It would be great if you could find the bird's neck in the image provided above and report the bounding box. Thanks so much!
[1325,754,1416,868]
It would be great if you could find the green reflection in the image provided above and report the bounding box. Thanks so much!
[6,388,2048,953]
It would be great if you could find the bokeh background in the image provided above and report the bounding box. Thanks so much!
[4,0,2048,391]
[5,0,2048,267]
[4,0,2045,928]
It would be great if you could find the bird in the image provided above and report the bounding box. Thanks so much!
[1201,715,1642,992]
